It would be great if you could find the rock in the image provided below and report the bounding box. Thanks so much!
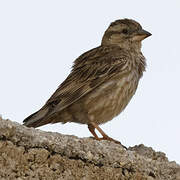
[0,117,179,180]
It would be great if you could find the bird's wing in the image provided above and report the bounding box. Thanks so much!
[45,46,128,116]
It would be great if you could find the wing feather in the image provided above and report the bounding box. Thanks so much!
[44,46,128,116]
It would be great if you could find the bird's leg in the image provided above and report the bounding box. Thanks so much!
[88,122,127,149]
[88,123,99,139]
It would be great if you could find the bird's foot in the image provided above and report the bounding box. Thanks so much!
[88,122,127,149]
[91,135,127,149]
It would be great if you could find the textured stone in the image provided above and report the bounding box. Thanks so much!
[0,117,179,180]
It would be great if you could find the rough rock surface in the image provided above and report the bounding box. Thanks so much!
[0,117,179,180]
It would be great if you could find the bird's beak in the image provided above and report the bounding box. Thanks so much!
[132,29,152,41]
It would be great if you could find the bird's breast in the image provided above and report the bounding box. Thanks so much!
[84,70,140,124]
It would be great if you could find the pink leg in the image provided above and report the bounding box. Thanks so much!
[88,122,127,149]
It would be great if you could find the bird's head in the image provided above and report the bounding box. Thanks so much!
[101,19,151,51]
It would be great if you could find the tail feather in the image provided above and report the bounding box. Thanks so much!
[23,107,49,128]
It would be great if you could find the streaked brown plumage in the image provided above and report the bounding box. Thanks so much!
[23,19,151,146]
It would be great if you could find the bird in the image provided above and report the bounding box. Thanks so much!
[23,19,151,146]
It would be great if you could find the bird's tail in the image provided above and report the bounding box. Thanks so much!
[23,107,50,128]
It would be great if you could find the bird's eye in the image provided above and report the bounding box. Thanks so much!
[122,29,128,34]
